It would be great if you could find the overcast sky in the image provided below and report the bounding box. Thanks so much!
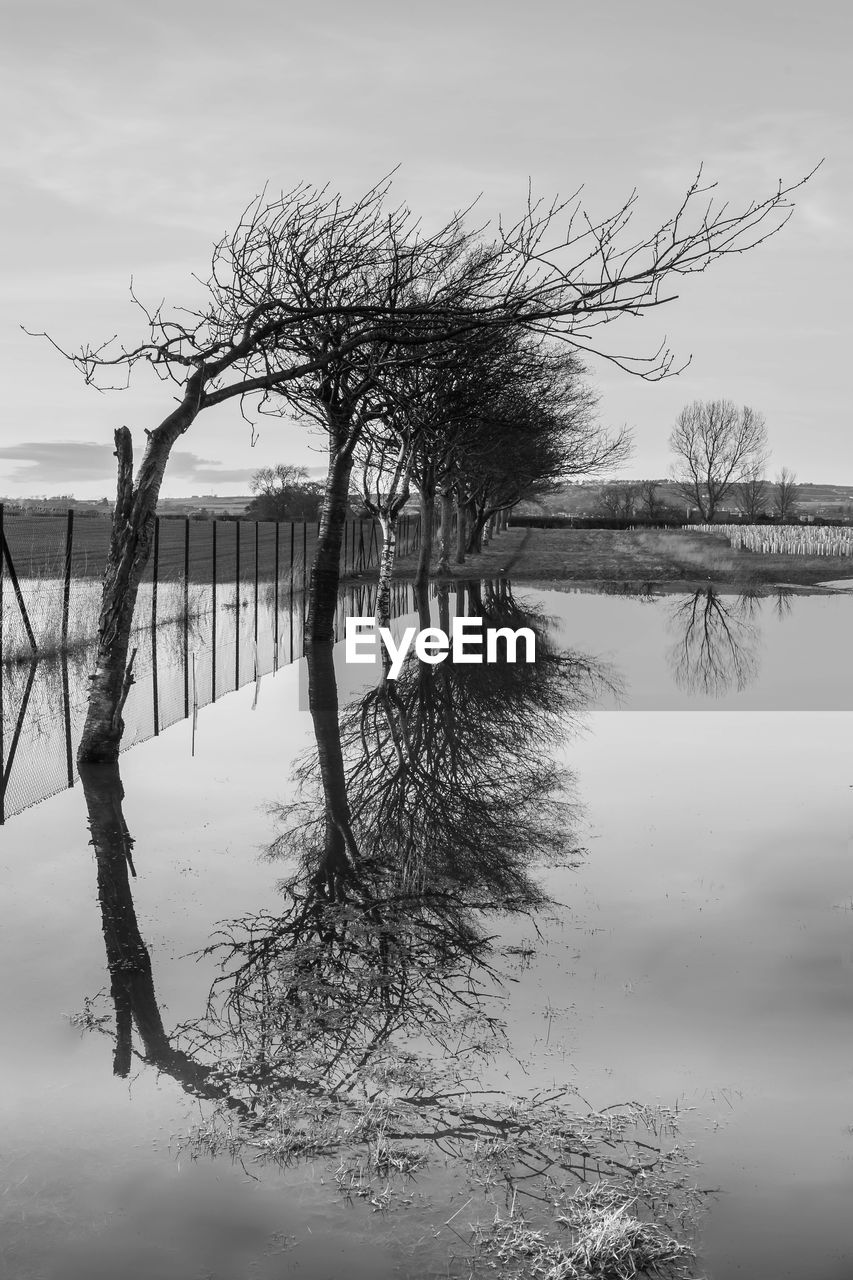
[1,0,850,497]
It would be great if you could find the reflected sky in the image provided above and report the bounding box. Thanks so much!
[0,586,851,1278]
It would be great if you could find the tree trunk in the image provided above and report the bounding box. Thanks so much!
[79,392,199,764]
[415,578,432,632]
[414,488,435,589]
[306,447,354,643]
[376,513,398,629]
[305,640,359,896]
[454,492,467,566]
[466,503,486,555]
[80,760,230,1100]
[435,487,454,575]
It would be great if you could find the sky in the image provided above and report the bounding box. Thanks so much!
[0,0,850,498]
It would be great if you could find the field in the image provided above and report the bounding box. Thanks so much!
[399,526,853,589]
[526,479,853,521]
[0,514,396,585]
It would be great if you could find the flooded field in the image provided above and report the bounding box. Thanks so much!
[1,584,851,1278]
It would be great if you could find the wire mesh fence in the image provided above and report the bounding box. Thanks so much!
[1,575,418,824]
[1,504,422,823]
[0,506,421,665]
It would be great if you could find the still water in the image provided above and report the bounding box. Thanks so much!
[0,584,850,1278]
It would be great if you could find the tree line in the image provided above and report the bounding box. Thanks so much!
[31,165,812,761]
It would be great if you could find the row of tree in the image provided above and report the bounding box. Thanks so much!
[35,167,811,761]
[597,464,801,522]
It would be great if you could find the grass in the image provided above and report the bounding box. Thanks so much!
[1,576,209,666]
[478,1184,698,1280]
[393,526,853,591]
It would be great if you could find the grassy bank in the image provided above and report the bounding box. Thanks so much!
[393,526,853,590]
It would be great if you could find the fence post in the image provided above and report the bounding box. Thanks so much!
[274,521,280,665]
[235,519,241,608]
[0,504,4,822]
[235,521,241,690]
[183,515,190,616]
[152,612,159,737]
[1,519,37,656]
[302,522,307,592]
[0,502,4,674]
[61,508,74,649]
[183,516,190,719]
[254,521,259,643]
[211,519,217,701]
[61,650,74,788]
[151,515,160,632]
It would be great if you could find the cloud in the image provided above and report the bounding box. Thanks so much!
[0,441,257,488]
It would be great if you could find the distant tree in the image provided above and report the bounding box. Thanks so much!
[246,463,324,520]
[636,480,662,520]
[669,400,768,521]
[598,483,638,519]
[773,467,800,522]
[734,469,769,522]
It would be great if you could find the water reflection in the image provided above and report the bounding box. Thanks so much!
[75,587,701,1276]
[666,588,762,697]
[80,761,246,1108]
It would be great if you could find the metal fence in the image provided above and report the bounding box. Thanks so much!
[0,505,421,665]
[1,576,417,824]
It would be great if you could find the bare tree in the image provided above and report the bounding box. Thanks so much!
[773,467,800,521]
[636,480,662,520]
[598,482,639,519]
[247,463,324,520]
[734,469,769,522]
[669,400,768,521]
[251,462,308,495]
[32,166,811,761]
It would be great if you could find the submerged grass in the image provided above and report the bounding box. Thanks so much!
[478,1182,697,1279]
[1,577,209,666]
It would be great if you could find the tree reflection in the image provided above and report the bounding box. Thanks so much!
[666,588,762,696]
[177,587,606,1109]
[79,761,245,1108]
[76,591,701,1272]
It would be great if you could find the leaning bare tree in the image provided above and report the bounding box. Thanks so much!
[31,166,811,761]
[669,399,769,521]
